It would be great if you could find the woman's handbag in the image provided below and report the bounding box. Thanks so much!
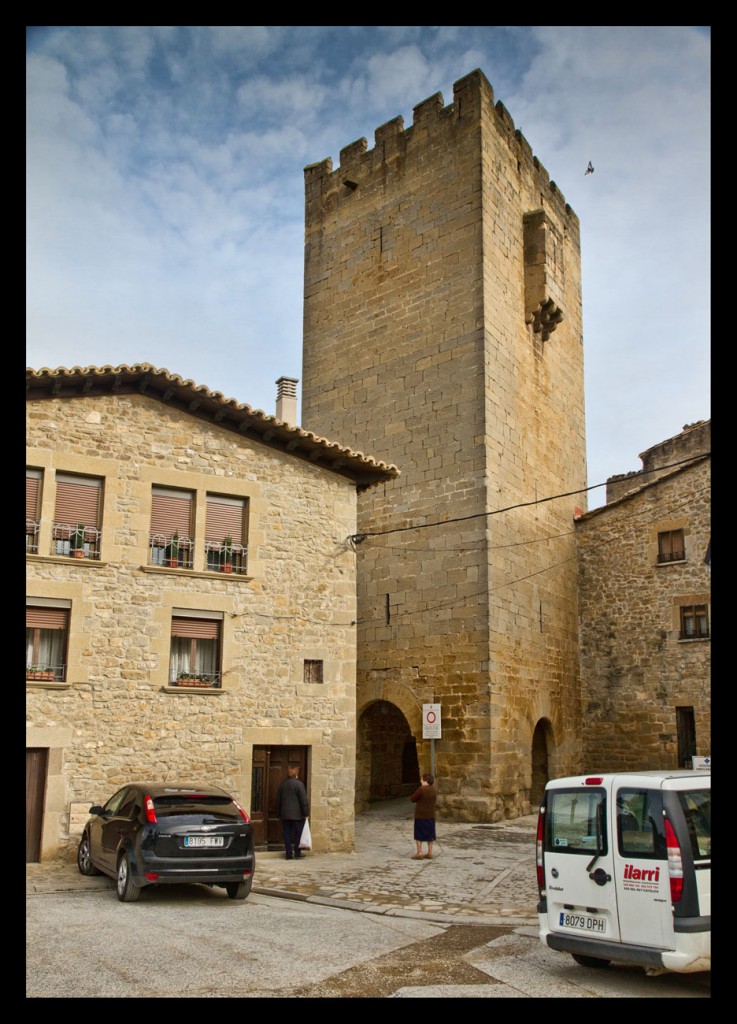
[299,817,312,850]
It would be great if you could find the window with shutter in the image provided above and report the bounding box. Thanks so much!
[658,529,685,563]
[52,473,102,559]
[26,603,70,681]
[205,494,248,574]
[150,487,194,567]
[169,613,222,687]
[26,468,42,554]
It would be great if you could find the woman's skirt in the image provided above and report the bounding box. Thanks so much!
[414,818,436,842]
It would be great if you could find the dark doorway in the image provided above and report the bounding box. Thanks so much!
[26,748,48,862]
[251,746,307,850]
[676,706,697,768]
[530,720,550,811]
[359,701,418,802]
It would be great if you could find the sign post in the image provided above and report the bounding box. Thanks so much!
[422,704,441,778]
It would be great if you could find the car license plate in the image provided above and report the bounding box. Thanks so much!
[559,912,606,934]
[184,835,224,848]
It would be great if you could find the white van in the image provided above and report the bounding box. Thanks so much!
[536,770,710,974]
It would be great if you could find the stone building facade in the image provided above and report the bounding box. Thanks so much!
[26,365,398,862]
[301,69,586,820]
[576,422,711,770]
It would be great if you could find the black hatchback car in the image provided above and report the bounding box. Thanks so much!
[77,782,255,902]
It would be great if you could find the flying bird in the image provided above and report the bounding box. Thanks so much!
[585,161,594,175]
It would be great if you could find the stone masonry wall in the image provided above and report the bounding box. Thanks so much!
[27,392,360,858]
[576,459,711,769]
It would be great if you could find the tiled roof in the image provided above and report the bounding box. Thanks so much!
[26,364,400,490]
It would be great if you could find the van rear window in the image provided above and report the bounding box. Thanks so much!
[546,789,607,854]
[678,789,711,860]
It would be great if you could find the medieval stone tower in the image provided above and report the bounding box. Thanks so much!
[301,69,587,821]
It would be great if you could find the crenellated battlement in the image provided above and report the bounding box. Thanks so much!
[304,69,578,229]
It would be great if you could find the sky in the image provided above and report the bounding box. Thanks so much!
[26,26,710,509]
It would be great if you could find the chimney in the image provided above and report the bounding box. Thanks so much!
[275,376,298,426]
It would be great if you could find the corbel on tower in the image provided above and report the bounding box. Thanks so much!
[523,210,565,342]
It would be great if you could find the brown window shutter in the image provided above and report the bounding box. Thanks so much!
[171,616,220,639]
[151,488,194,540]
[26,607,68,629]
[54,474,101,528]
[26,470,42,521]
[205,495,246,543]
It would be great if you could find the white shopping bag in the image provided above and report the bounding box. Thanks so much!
[299,817,312,850]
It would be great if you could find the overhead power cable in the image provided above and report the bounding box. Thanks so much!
[348,453,709,546]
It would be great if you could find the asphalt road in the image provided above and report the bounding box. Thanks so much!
[26,886,711,998]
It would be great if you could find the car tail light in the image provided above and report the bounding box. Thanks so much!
[145,873,159,881]
[233,799,251,823]
[664,818,684,903]
[144,794,157,824]
[536,809,546,894]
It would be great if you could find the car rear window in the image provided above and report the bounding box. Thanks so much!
[153,794,240,820]
[545,788,608,854]
[677,788,711,860]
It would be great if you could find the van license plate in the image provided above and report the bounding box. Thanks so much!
[184,836,224,848]
[559,912,606,933]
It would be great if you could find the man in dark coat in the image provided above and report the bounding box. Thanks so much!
[275,766,309,859]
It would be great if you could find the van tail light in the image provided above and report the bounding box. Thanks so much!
[233,799,251,824]
[144,794,157,824]
[536,810,546,893]
[664,818,683,903]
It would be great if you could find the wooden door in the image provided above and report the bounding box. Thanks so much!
[250,746,307,849]
[26,748,48,862]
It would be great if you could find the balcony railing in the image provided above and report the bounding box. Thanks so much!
[26,520,40,554]
[657,551,685,563]
[149,534,194,569]
[205,540,248,575]
[171,671,222,689]
[26,663,67,682]
[51,523,102,560]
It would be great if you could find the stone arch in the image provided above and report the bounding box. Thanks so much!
[356,699,419,810]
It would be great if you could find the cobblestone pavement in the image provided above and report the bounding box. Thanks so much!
[26,798,540,926]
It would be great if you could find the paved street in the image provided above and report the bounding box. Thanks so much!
[26,799,710,998]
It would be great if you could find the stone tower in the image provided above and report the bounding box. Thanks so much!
[301,69,587,821]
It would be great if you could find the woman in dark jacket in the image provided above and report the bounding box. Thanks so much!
[410,773,437,859]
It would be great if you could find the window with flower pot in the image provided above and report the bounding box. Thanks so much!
[26,600,69,682]
[52,473,102,559]
[205,494,248,574]
[150,486,194,568]
[26,468,42,554]
[169,611,223,687]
